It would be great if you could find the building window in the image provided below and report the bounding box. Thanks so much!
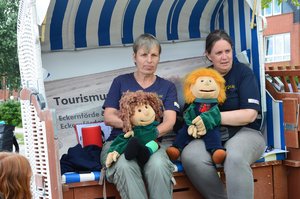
[265,33,290,63]
[263,0,282,16]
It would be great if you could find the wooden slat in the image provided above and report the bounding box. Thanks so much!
[286,166,300,199]
[266,69,300,76]
[273,164,288,199]
[286,148,300,161]
[265,67,300,93]
[266,80,300,101]
[252,166,273,199]
[284,159,300,167]
[283,98,299,148]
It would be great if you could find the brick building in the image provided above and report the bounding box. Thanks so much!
[0,90,19,101]
[263,0,300,68]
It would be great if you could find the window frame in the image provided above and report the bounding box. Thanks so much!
[263,0,282,16]
[264,33,291,63]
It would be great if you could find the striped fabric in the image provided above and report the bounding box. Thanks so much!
[43,0,262,99]
[173,161,184,173]
[43,0,257,65]
[62,171,101,184]
[43,0,262,95]
[61,162,185,184]
[265,91,285,150]
[44,0,216,50]
[255,152,286,163]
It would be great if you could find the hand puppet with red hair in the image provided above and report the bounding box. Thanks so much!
[167,68,227,164]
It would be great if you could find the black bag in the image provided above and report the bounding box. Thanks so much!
[60,144,102,175]
[0,124,19,152]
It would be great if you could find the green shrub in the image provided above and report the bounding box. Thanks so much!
[0,100,22,127]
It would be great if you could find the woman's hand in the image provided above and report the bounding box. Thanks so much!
[156,110,176,137]
[103,107,124,129]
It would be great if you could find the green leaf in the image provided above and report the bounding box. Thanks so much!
[0,100,22,127]
[261,0,300,9]
[0,0,20,91]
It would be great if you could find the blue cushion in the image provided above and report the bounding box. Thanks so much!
[62,162,184,184]
[62,171,101,184]
[173,160,184,172]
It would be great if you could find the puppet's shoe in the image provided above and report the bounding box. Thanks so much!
[166,146,180,161]
[212,149,226,164]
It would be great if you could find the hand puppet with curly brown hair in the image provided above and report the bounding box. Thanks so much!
[105,90,163,168]
[166,68,227,164]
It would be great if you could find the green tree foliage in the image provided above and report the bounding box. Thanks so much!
[0,100,22,127]
[0,0,20,91]
[262,0,300,8]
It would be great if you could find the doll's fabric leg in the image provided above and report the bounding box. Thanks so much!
[100,141,148,199]
[144,146,174,199]
[124,137,158,166]
[181,139,227,199]
[166,125,193,160]
[223,127,265,199]
[124,137,145,159]
[202,127,226,164]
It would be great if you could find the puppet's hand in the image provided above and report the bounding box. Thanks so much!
[192,115,204,126]
[105,151,120,168]
[192,116,207,136]
[124,130,134,138]
[197,106,221,131]
[188,125,200,138]
[196,125,207,136]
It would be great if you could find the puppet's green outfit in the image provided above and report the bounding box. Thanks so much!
[184,98,221,129]
[108,121,159,155]
[173,98,224,153]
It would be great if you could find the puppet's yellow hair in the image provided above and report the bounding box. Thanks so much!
[183,68,226,104]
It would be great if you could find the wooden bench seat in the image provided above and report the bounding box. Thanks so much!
[62,172,202,199]
[62,160,287,199]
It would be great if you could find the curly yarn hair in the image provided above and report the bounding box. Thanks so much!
[183,68,226,104]
[119,90,164,133]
